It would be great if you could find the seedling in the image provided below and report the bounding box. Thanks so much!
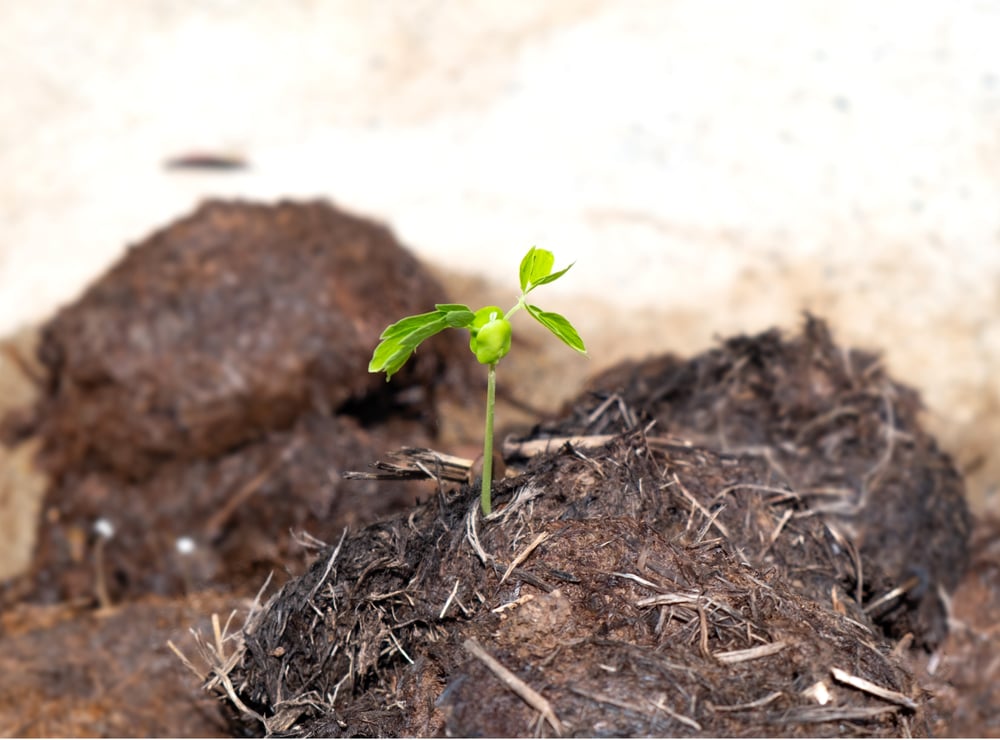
[369,247,587,514]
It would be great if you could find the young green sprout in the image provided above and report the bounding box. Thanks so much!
[369,247,587,514]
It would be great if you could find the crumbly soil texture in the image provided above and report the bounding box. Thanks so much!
[215,317,971,737]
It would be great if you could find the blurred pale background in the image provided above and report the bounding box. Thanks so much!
[2,1,999,509]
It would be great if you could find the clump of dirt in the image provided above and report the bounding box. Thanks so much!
[2,199,476,606]
[539,315,970,647]
[11,411,428,606]
[32,199,471,481]
[211,318,965,737]
[0,199,480,737]
[0,590,247,737]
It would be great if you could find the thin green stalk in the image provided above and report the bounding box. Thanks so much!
[481,362,497,515]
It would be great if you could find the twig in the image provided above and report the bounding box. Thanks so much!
[570,687,701,731]
[465,500,493,566]
[672,473,729,538]
[830,666,918,710]
[651,695,701,731]
[167,639,206,681]
[500,532,550,585]
[710,691,783,712]
[503,434,617,459]
[714,640,787,664]
[463,638,563,736]
[439,578,461,620]
[864,575,921,615]
[611,572,664,591]
[343,447,474,482]
[759,508,794,559]
[714,482,800,503]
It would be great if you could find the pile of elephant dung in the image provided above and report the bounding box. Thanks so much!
[540,315,970,648]
[2,199,476,608]
[208,319,968,736]
[0,199,478,737]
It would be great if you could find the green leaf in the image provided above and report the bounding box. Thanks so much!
[369,311,450,380]
[438,304,475,328]
[519,247,555,293]
[527,262,573,290]
[378,310,442,340]
[525,304,587,355]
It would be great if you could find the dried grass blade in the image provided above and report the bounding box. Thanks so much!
[500,532,550,585]
[464,638,563,736]
[830,666,918,710]
[714,640,787,664]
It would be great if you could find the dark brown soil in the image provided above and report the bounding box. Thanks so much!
[541,316,970,648]
[32,199,472,481]
[920,513,1000,736]
[0,591,245,737]
[213,318,969,737]
[0,200,478,737]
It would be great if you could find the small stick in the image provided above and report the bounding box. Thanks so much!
[864,575,920,615]
[571,687,701,731]
[500,532,550,585]
[167,639,206,681]
[439,578,461,620]
[710,691,783,712]
[503,434,617,459]
[464,638,563,736]
[830,666,918,710]
[714,640,787,664]
[697,603,710,658]
[759,508,794,559]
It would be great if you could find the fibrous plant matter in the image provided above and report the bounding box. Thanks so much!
[541,314,970,647]
[210,318,967,737]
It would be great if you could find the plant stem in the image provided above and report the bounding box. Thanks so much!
[481,362,497,515]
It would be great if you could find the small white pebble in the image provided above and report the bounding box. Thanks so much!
[93,518,114,540]
[175,536,196,555]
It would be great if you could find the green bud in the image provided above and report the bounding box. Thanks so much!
[469,306,512,365]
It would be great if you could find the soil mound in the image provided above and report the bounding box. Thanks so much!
[542,315,970,647]
[34,199,468,480]
[212,319,968,736]
[3,199,475,606]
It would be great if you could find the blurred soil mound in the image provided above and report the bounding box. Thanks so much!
[0,200,476,736]
[213,318,969,737]
[920,512,1000,736]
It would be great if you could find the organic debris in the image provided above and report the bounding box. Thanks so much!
[210,318,967,737]
[540,315,971,647]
